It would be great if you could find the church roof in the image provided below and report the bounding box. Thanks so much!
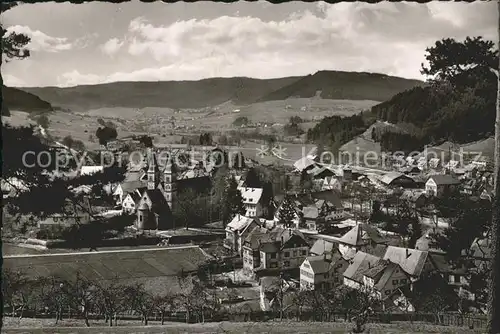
[144,189,170,214]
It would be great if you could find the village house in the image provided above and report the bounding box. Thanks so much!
[300,249,349,291]
[274,190,345,229]
[242,226,270,273]
[238,187,264,218]
[113,180,147,206]
[322,176,343,192]
[122,188,146,214]
[425,174,460,197]
[343,251,381,289]
[343,251,411,300]
[254,227,310,277]
[382,246,437,282]
[336,224,387,259]
[224,214,260,255]
[379,172,417,189]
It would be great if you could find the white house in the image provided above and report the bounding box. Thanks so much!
[224,215,260,254]
[300,250,349,291]
[425,175,460,197]
[122,190,143,214]
[238,187,264,218]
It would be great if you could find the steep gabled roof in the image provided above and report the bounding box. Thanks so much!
[343,251,381,283]
[427,174,460,186]
[380,172,410,185]
[338,224,385,246]
[238,187,264,205]
[383,246,429,277]
[227,215,257,233]
[310,239,336,256]
[144,189,169,214]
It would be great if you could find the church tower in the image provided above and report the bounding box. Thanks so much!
[147,148,160,190]
[163,153,177,211]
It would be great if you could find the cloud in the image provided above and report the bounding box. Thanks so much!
[8,2,497,87]
[5,25,96,53]
[117,2,496,80]
[6,25,73,52]
[101,38,125,56]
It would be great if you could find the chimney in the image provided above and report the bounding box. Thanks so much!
[406,249,410,258]
[368,262,371,269]
[281,236,284,245]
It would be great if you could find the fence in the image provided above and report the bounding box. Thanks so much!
[8,309,487,328]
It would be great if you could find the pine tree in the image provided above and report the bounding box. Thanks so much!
[278,196,296,228]
[221,176,246,225]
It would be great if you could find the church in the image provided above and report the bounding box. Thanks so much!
[135,148,212,230]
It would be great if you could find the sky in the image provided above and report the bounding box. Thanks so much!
[1,1,497,87]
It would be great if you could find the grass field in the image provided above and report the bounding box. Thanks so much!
[3,245,211,292]
[4,96,373,154]
[2,318,484,333]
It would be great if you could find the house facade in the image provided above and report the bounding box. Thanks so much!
[425,175,460,197]
[224,215,260,254]
[238,187,264,218]
[256,228,310,274]
[300,251,349,291]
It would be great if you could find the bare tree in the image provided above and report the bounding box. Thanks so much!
[64,272,98,327]
[126,284,155,326]
[95,280,131,327]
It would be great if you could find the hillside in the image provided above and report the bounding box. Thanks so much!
[20,77,301,111]
[2,86,54,116]
[19,71,423,112]
[258,71,423,103]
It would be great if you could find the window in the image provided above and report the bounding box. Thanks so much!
[270,253,277,259]
[324,273,329,279]
[401,279,407,284]
[284,252,290,257]
[392,280,398,285]
[293,250,298,257]
[139,215,142,222]
[301,250,307,256]
[284,261,290,267]
[270,263,278,268]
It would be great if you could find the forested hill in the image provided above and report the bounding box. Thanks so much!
[18,71,422,111]
[371,79,495,144]
[257,70,423,102]
[307,37,497,154]
[2,86,54,116]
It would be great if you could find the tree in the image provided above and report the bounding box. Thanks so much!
[172,188,207,229]
[487,5,500,332]
[431,197,491,265]
[245,168,262,188]
[152,293,176,325]
[410,272,460,324]
[221,176,246,225]
[126,284,155,326]
[95,126,118,147]
[278,196,296,228]
[299,170,313,192]
[36,115,50,129]
[3,124,126,223]
[421,37,497,88]
[64,272,98,327]
[61,135,75,149]
[1,3,30,62]
[95,280,131,327]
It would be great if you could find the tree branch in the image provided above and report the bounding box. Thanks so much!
[490,67,499,79]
